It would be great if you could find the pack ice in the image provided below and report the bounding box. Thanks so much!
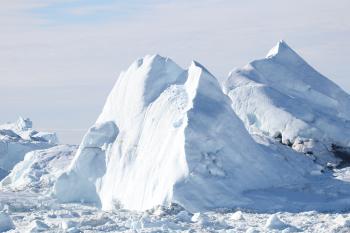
[224,41,350,166]
[54,54,350,212]
[0,117,58,180]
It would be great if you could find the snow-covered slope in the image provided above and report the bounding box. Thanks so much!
[0,145,76,193]
[0,117,58,179]
[224,41,350,165]
[54,54,350,213]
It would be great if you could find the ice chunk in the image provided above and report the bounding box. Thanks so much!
[0,212,15,232]
[30,132,58,144]
[334,215,350,227]
[231,211,244,221]
[265,214,288,230]
[191,212,209,225]
[16,117,32,131]
[28,220,49,232]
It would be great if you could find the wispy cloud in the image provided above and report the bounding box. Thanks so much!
[65,4,120,16]
[27,0,158,25]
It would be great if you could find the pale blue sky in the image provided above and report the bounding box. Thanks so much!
[1,0,349,144]
[32,0,152,24]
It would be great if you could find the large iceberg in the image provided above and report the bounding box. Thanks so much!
[224,41,350,166]
[54,54,350,212]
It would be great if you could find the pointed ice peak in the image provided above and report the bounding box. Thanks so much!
[190,60,205,69]
[189,60,216,79]
[265,40,306,67]
[96,54,184,124]
[124,53,183,83]
[186,60,224,101]
[145,54,165,62]
[132,54,170,69]
[266,40,294,58]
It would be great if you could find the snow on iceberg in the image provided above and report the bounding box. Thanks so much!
[0,117,58,180]
[224,40,350,166]
[54,54,341,212]
[0,145,76,193]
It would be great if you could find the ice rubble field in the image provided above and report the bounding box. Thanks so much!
[1,41,350,232]
[1,190,350,233]
[1,153,350,233]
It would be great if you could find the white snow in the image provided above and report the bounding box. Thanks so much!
[0,118,58,180]
[224,40,350,165]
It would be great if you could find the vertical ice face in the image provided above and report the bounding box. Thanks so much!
[224,41,350,165]
[54,121,118,205]
[55,55,189,208]
[55,54,317,212]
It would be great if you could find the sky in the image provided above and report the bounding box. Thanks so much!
[1,0,350,144]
